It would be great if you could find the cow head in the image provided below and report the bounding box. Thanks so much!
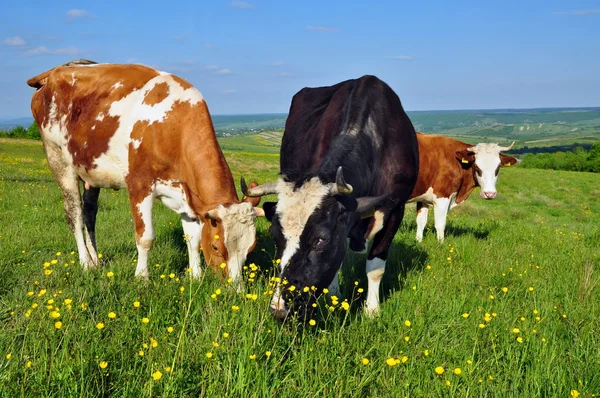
[456,142,517,199]
[201,184,264,283]
[243,167,387,321]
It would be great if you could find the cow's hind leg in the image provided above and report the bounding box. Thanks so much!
[364,205,405,317]
[415,202,430,242]
[129,191,155,279]
[44,144,95,268]
[433,197,451,242]
[82,185,101,264]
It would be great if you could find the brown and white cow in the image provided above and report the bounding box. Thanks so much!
[408,133,517,242]
[27,60,263,285]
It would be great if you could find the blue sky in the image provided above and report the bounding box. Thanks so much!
[1,0,599,117]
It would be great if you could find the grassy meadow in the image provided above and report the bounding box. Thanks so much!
[0,138,599,397]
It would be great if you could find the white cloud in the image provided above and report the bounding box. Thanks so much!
[66,9,92,21]
[216,68,232,75]
[269,60,285,67]
[26,46,82,56]
[3,36,26,46]
[224,89,237,93]
[553,9,600,15]
[305,25,340,32]
[385,55,414,60]
[230,1,252,9]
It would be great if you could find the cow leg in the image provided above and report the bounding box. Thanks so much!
[130,192,155,279]
[82,186,101,264]
[44,144,94,268]
[181,215,202,278]
[433,197,451,242]
[415,202,430,242]
[364,207,405,316]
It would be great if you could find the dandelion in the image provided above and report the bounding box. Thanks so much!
[462,313,469,318]
[434,366,445,375]
[404,320,411,327]
[54,321,62,329]
[38,289,47,297]
[99,361,108,369]
[106,271,114,278]
[309,319,316,326]
[454,368,462,375]
[108,312,116,319]
[31,303,38,309]
[44,269,53,276]
[133,301,140,308]
[362,358,369,365]
[206,352,213,359]
[142,317,150,324]
[152,370,162,381]
[516,337,524,343]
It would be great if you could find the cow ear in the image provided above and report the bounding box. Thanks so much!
[262,202,277,222]
[500,155,517,166]
[335,195,358,212]
[241,181,261,207]
[456,150,475,166]
[354,194,390,219]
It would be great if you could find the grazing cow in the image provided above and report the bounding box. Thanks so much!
[243,75,419,319]
[27,60,263,284]
[408,133,517,242]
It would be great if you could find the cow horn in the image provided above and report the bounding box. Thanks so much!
[329,166,353,195]
[240,177,278,197]
[204,208,220,220]
[499,141,515,152]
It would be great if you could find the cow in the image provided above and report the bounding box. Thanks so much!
[242,75,419,319]
[408,133,517,242]
[27,60,264,286]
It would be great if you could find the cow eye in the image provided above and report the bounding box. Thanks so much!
[211,243,219,253]
[474,165,482,177]
[315,236,329,249]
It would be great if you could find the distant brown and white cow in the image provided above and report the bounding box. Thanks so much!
[27,60,263,284]
[408,133,517,242]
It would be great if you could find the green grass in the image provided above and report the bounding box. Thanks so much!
[1,139,599,397]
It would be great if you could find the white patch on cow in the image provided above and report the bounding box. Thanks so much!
[408,186,436,205]
[71,72,77,86]
[275,177,330,270]
[155,180,196,218]
[91,125,96,131]
[111,81,123,90]
[214,202,257,289]
[415,204,430,242]
[433,196,453,242]
[470,143,504,198]
[365,210,385,241]
[131,138,142,150]
[96,112,105,122]
[134,193,155,279]
[365,257,386,316]
[344,115,382,148]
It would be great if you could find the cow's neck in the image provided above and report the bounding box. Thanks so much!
[456,167,478,204]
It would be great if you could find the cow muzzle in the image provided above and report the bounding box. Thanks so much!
[481,191,497,199]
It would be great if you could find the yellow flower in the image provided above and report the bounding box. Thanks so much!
[214,235,219,240]
[231,305,240,312]
[404,336,410,342]
[516,337,524,343]
[133,301,140,308]
[215,289,222,295]
[206,352,213,359]
[249,354,256,360]
[108,312,116,319]
[479,324,486,329]
[31,303,38,309]
[64,299,72,305]
[49,311,60,319]
[54,321,62,329]
[265,351,272,358]
[489,295,495,300]
[434,366,445,375]
[362,358,369,365]
[445,380,451,386]
[462,313,469,318]
[6,353,12,360]
[357,288,364,293]
[309,319,316,326]
[106,271,114,278]
[26,361,32,368]
[164,366,172,372]
[322,288,329,294]
[571,390,580,398]
[81,302,88,310]
[341,302,350,311]
[212,341,219,348]
[44,269,53,276]
[424,350,429,356]
[303,286,309,293]
[467,360,473,365]
[139,350,144,356]
[96,322,105,330]
[404,320,411,327]
[528,287,534,292]
[98,253,103,259]
[512,328,520,334]
[167,326,174,333]
[223,332,229,338]
[386,358,399,367]
[142,317,150,324]
[150,338,158,348]
[219,262,227,269]
[180,286,185,292]
[51,259,58,265]
[152,370,162,381]
[401,356,408,363]
[426,265,431,270]
[484,313,492,322]
[38,289,46,297]
[99,361,108,369]
[275,259,281,264]
[169,273,175,278]
[27,291,34,297]
[501,287,508,293]
[454,368,462,375]
[288,285,296,292]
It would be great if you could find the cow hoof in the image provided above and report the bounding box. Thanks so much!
[135,271,150,280]
[364,306,381,318]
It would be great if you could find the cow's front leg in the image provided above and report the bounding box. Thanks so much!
[181,215,202,278]
[130,191,155,279]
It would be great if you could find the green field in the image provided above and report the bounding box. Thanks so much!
[1,139,599,397]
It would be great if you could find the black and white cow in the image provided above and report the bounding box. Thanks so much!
[243,75,419,319]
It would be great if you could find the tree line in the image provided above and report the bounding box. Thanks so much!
[519,142,600,173]
[0,122,40,140]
